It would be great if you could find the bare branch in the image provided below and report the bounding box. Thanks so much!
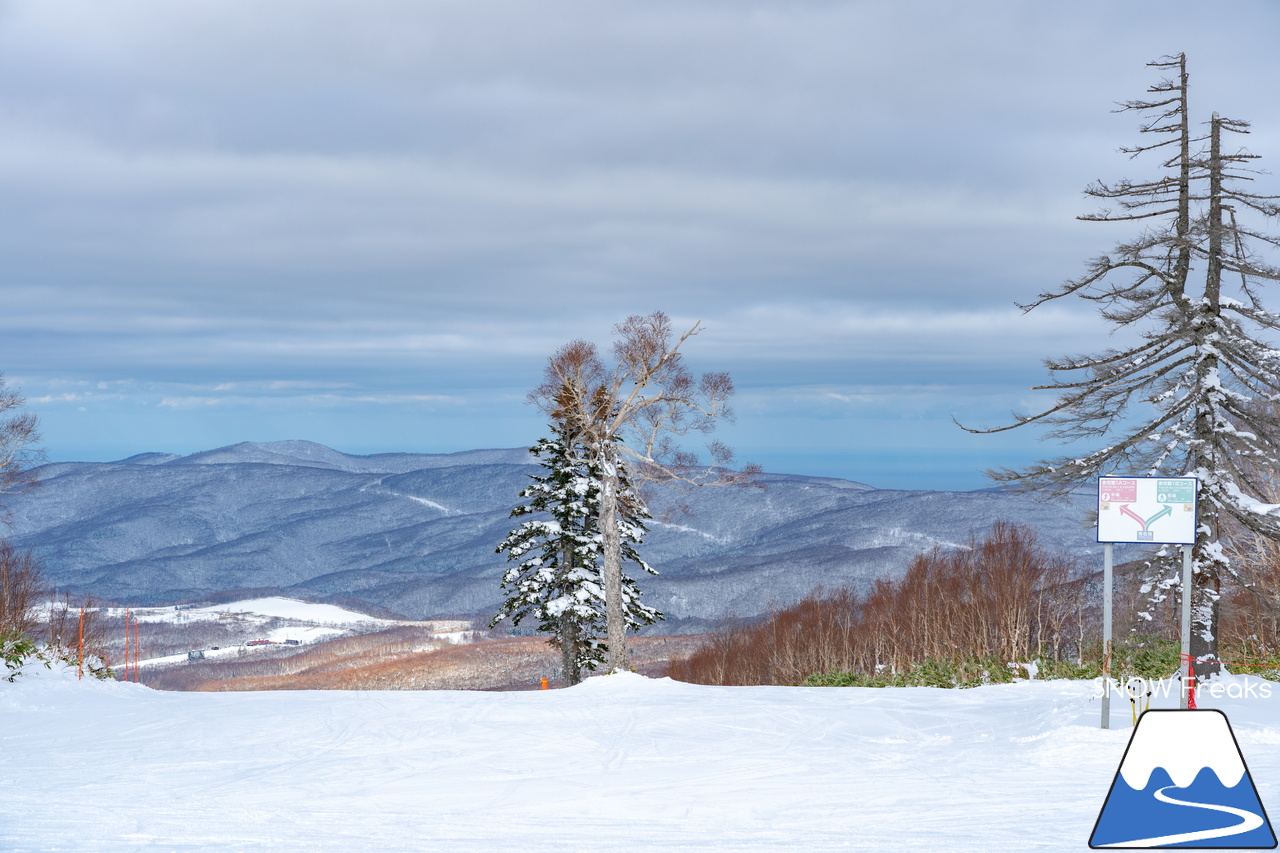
[0,375,44,526]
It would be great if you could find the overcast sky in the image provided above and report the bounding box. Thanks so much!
[3,0,1279,490]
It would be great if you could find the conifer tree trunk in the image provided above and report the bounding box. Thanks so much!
[559,540,582,686]
[560,614,580,686]
[1190,114,1227,679]
[1170,54,1193,303]
[598,447,629,672]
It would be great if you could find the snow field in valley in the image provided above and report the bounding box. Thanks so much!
[103,597,473,669]
[3,668,1280,852]
[121,598,397,627]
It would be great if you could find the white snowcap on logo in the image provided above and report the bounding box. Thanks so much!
[1119,710,1246,790]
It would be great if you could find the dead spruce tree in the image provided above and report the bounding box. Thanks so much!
[961,54,1280,680]
[531,312,758,672]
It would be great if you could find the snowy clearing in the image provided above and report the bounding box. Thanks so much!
[97,597,476,672]
[4,668,1279,852]
[119,597,397,627]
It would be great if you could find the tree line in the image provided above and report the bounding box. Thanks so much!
[668,522,1089,687]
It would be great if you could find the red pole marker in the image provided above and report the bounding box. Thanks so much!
[124,608,130,682]
[77,607,85,680]
[540,677,549,690]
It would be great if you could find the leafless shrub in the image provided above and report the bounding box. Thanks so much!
[0,543,111,667]
[0,540,44,637]
[141,629,700,692]
[866,521,1081,670]
[668,594,860,687]
[141,625,449,690]
[670,522,1086,686]
[40,592,110,662]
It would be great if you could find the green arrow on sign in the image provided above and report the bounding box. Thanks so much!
[1145,505,1173,528]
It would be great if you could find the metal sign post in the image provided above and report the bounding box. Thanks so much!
[1180,544,1193,710]
[1102,542,1114,728]
[1096,476,1198,728]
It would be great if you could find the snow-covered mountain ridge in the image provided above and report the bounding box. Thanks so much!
[8,440,1105,623]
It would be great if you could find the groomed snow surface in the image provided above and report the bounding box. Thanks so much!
[4,667,1280,851]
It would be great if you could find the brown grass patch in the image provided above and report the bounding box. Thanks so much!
[142,629,706,692]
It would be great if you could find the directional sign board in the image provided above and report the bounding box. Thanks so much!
[1097,476,1198,545]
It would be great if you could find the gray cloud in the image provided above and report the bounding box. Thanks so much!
[2,0,1279,488]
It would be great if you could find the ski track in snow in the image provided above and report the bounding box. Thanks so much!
[650,520,730,545]
[3,670,1280,851]
[400,494,454,513]
[359,476,456,514]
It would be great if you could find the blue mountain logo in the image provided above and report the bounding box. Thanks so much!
[1091,709,1276,848]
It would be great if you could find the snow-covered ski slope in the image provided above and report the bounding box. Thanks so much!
[128,597,397,627]
[4,669,1279,851]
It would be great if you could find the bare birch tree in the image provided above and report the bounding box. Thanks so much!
[0,375,42,520]
[0,540,45,638]
[960,54,1280,679]
[0,375,45,642]
[531,312,758,671]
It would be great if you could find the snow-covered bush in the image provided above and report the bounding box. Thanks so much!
[2,629,45,681]
[1,536,113,683]
[2,628,113,683]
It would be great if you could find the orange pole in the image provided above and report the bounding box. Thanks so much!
[540,677,549,690]
[124,608,130,682]
[77,606,84,680]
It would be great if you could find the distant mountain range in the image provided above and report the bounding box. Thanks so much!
[7,440,1111,628]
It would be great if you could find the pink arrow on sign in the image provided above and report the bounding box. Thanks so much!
[1119,504,1147,530]
[1118,503,1175,532]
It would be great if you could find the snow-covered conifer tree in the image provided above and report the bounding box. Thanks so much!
[493,422,661,685]
[531,313,756,672]
[962,54,1280,680]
